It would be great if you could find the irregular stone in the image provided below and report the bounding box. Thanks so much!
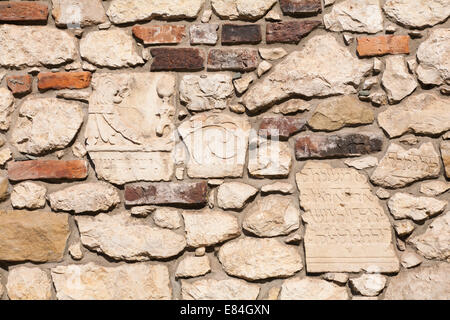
[265,6,282,21]
[181,278,260,300]
[388,193,446,222]
[408,212,449,261]
[401,251,422,268]
[285,232,302,244]
[345,156,378,170]
[195,247,205,256]
[356,35,410,57]
[279,0,322,16]
[68,242,83,260]
[6,75,32,96]
[125,182,208,206]
[381,55,417,103]
[243,195,300,237]
[0,88,14,131]
[280,278,349,300]
[296,162,399,273]
[178,113,251,178]
[37,72,91,91]
[229,103,246,114]
[266,21,321,44]
[349,274,386,297]
[272,99,311,115]
[259,117,306,139]
[383,0,450,29]
[322,273,349,285]
[0,1,48,23]
[233,73,254,94]
[201,9,212,22]
[190,24,218,45]
[57,90,90,103]
[182,210,240,247]
[222,24,261,45]
[265,287,281,300]
[324,0,383,34]
[176,256,211,278]
[11,182,46,210]
[6,267,52,300]
[0,25,77,68]
[52,0,107,27]
[151,48,204,71]
[130,206,155,218]
[261,182,294,195]
[259,47,287,61]
[393,220,415,238]
[443,141,450,179]
[211,0,276,20]
[257,60,272,77]
[420,181,450,196]
[0,177,9,201]
[399,134,419,145]
[153,208,182,229]
[132,25,185,45]
[217,182,258,210]
[11,97,83,155]
[308,96,374,131]
[207,48,258,71]
[244,34,372,112]
[71,142,87,158]
[0,148,12,166]
[218,237,303,280]
[76,212,186,261]
[52,263,171,300]
[384,263,450,300]
[248,138,292,177]
[8,160,89,182]
[370,143,441,188]
[107,0,204,24]
[295,133,383,160]
[0,210,69,262]
[0,277,3,298]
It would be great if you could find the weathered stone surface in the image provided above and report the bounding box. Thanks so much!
[324,0,383,34]
[6,267,52,300]
[11,98,83,155]
[151,48,204,71]
[272,99,311,115]
[57,90,90,103]
[378,93,450,138]
[295,133,383,160]
[401,251,422,268]
[69,242,83,260]
[86,73,177,185]
[218,237,303,280]
[249,139,292,177]
[178,113,251,178]
[356,35,410,57]
[153,208,182,229]
[443,141,450,179]
[408,211,449,261]
[52,0,107,27]
[393,220,415,237]
[181,278,260,300]
[416,29,449,86]
[280,0,322,16]
[257,60,272,77]
[0,88,14,131]
[182,210,240,247]
[388,193,446,222]
[0,148,12,167]
[0,1,48,23]
[344,156,378,170]
[243,195,300,237]
[222,24,261,45]
[0,25,77,68]
[349,274,386,297]
[107,0,204,24]
[190,24,218,45]
[0,210,69,262]
[217,182,258,210]
[261,182,294,195]
[259,47,287,60]
[176,256,210,278]
[259,117,306,139]
[52,263,171,300]
[384,263,450,300]
[76,212,186,261]
[80,29,143,68]
[132,25,185,45]
[8,160,89,182]
[48,182,120,214]
[130,206,154,218]
[383,0,450,29]
[125,182,207,206]
[280,278,349,300]
[233,73,254,94]
[244,34,372,112]
[308,96,374,131]
[296,162,399,273]
[11,182,46,209]
[266,21,321,44]
[322,273,349,285]
[6,75,32,96]
[37,72,91,91]
[420,181,450,196]
[0,276,4,298]
[180,74,233,111]
[382,55,417,103]
[370,143,441,188]
[207,48,258,71]
[211,0,276,20]
[0,177,8,201]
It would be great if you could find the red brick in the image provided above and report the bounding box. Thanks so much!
[132,25,186,45]
[37,72,91,91]
[222,24,262,45]
[280,0,322,16]
[259,117,307,140]
[8,160,89,182]
[0,1,48,23]
[207,48,258,71]
[266,21,321,44]
[357,35,410,57]
[150,48,204,71]
[6,75,32,96]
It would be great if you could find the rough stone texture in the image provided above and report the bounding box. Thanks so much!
[279,0,322,17]
[248,139,292,177]
[259,47,288,60]
[356,35,410,57]
[8,160,89,182]
[176,256,211,278]
[261,182,294,195]
[266,21,321,44]
[280,278,349,300]
[259,117,306,139]
[222,24,262,45]
[6,267,52,300]
[349,274,387,297]
[0,1,48,23]
[181,278,260,300]
[76,212,186,261]
[133,25,186,45]
[322,273,349,285]
[52,0,107,27]
[69,242,83,260]
[400,251,422,268]
[190,24,219,45]
[207,48,258,71]
[52,263,172,300]
[420,181,450,196]
[153,208,182,229]
[0,210,69,262]
[272,99,311,115]
[381,55,417,103]
[0,88,14,131]
[211,0,276,20]
[393,220,415,238]
[217,182,258,210]
[344,156,378,170]
[218,237,303,280]
[370,143,441,188]
[11,182,46,210]
[37,72,91,91]
[296,162,399,273]
[6,75,32,96]
[443,141,450,179]
[151,48,204,71]
[387,193,446,222]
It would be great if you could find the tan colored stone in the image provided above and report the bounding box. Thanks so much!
[211,0,276,20]
[233,73,254,94]
[442,141,450,179]
[261,182,294,195]
[322,273,349,285]
[349,274,386,297]
[52,0,107,27]
[376,188,390,199]
[130,206,155,218]
[181,278,260,300]
[272,99,311,115]
[0,88,14,131]
[400,251,422,268]
[388,193,446,222]
[153,208,182,229]
[176,256,211,278]
[6,267,52,300]
[71,142,87,158]
[393,220,415,238]
[420,181,450,196]
[69,242,83,260]
[381,55,417,103]
[344,156,378,170]
[217,182,258,210]
[11,182,46,210]
[0,148,11,166]
[280,278,349,300]
[257,60,272,77]
[248,139,292,178]
[259,47,288,61]
[265,287,281,300]
[0,177,8,201]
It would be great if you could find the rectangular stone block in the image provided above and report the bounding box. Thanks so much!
[190,24,219,45]
[132,25,186,45]
[125,181,208,206]
[6,74,32,96]
[8,160,89,181]
[357,35,410,57]
[207,48,258,71]
[280,0,322,16]
[0,1,48,23]
[266,21,321,44]
[37,72,91,91]
[221,24,262,45]
[150,48,204,71]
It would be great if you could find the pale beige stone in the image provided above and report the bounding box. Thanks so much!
[6,267,52,300]
[388,193,446,222]
[153,208,182,229]
[376,188,390,199]
[69,242,83,260]
[0,88,14,131]
[201,9,212,23]
[344,156,378,170]
[233,73,254,94]
[399,134,419,145]
[212,0,276,20]
[0,148,11,166]
[0,177,6,201]
[265,287,280,300]
[420,181,450,196]
[280,278,349,300]
[284,232,302,244]
[382,55,417,103]
[175,256,211,278]
[261,182,294,195]
[322,273,349,285]
[257,60,272,77]
[393,220,415,238]
[217,182,258,210]
[52,0,107,27]
[259,48,288,61]
[218,237,303,280]
[181,278,260,300]
[400,251,422,268]
[131,206,155,218]
[229,103,246,114]
[296,162,399,273]
[11,182,46,210]
[57,90,91,103]
[71,142,87,158]
[349,274,386,297]
[243,195,300,237]
[76,212,186,261]
[52,263,172,300]
[265,5,282,21]
[272,99,311,115]
[248,139,292,178]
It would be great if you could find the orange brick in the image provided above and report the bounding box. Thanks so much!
[0,1,48,23]
[132,25,186,45]
[8,160,89,181]
[357,35,410,57]
[6,74,32,96]
[37,72,91,91]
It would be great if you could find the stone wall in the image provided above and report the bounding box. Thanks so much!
[0,0,449,300]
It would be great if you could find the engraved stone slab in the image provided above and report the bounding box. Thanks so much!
[296,162,399,273]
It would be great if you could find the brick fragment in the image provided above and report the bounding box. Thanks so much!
[0,1,48,23]
[280,0,322,16]
[150,48,204,71]
[259,117,307,140]
[6,75,32,96]
[132,25,186,45]
[37,72,91,91]
[190,24,219,45]
[222,24,262,45]
[357,35,410,57]
[266,21,321,44]
[8,160,89,181]
[207,48,258,72]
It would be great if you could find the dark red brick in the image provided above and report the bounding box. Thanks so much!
[259,117,307,140]
[0,1,48,23]
[207,48,258,71]
[357,35,410,57]
[150,48,204,71]
[266,20,321,44]
[132,25,186,45]
[38,72,91,91]
[221,24,262,45]
[8,160,89,182]
[280,0,322,16]
[6,75,32,96]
